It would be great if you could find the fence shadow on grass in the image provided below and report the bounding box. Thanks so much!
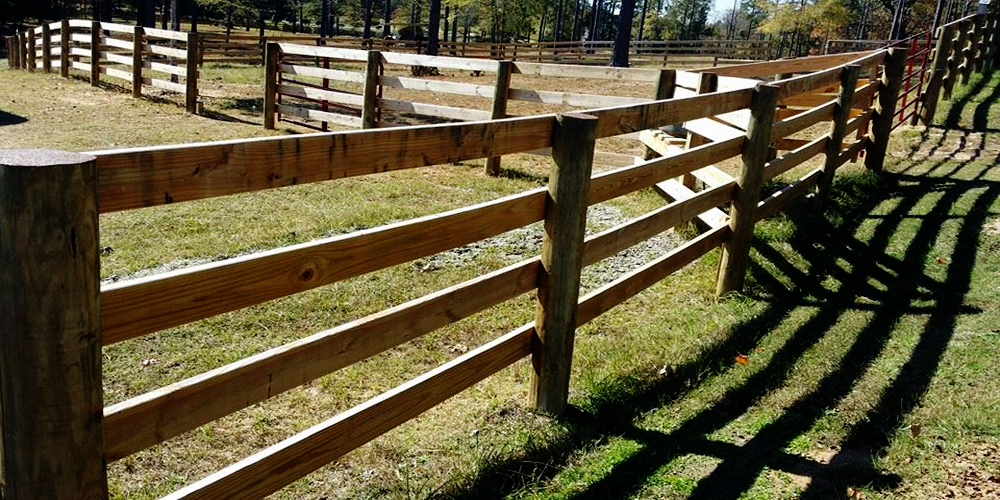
[438,75,1000,500]
[0,109,28,126]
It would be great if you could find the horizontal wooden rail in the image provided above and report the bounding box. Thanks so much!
[280,63,366,83]
[100,187,547,343]
[159,324,534,499]
[577,226,729,326]
[588,137,744,204]
[380,76,494,97]
[764,136,828,182]
[91,115,556,212]
[771,100,837,139]
[582,182,734,267]
[379,98,493,121]
[755,169,823,221]
[104,257,540,460]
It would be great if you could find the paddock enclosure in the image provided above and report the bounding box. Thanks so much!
[1,11,998,500]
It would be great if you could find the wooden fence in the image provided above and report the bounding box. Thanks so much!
[199,33,771,66]
[5,19,199,113]
[1,12,997,499]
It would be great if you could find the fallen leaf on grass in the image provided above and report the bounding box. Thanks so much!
[847,486,864,499]
[937,256,950,264]
[735,354,749,365]
[911,423,922,437]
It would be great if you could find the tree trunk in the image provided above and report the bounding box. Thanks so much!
[322,0,330,37]
[571,0,582,39]
[611,0,635,66]
[101,0,113,22]
[554,0,564,41]
[637,0,648,40]
[161,0,168,29]
[383,0,392,37]
[442,5,449,44]
[427,0,441,53]
[363,0,373,39]
[539,6,547,42]
[170,0,179,31]
[589,0,600,40]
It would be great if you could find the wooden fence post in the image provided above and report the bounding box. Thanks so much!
[684,72,718,188]
[975,14,990,73]
[484,60,513,176]
[865,48,908,173]
[42,24,51,73]
[361,50,382,129]
[817,65,860,208]
[264,42,279,130]
[90,21,101,86]
[132,26,144,98]
[530,113,597,416]
[983,13,997,72]
[961,15,983,84]
[943,21,967,100]
[644,69,676,160]
[11,32,20,69]
[186,33,199,114]
[0,149,109,499]
[716,83,779,295]
[60,20,70,78]
[26,27,35,72]
[920,25,956,125]
[4,37,9,69]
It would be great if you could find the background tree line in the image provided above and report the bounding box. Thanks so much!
[1,0,983,66]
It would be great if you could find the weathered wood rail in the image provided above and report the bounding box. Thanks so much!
[5,19,199,113]
[198,33,771,66]
[2,12,997,498]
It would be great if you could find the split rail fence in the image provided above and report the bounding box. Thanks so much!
[1,11,998,500]
[199,32,770,66]
[5,19,199,113]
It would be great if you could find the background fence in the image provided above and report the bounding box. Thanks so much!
[5,19,198,113]
[199,33,771,66]
[1,11,998,500]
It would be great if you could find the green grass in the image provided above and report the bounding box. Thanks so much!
[2,63,999,499]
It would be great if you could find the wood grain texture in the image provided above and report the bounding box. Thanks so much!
[277,104,364,128]
[763,136,828,182]
[530,113,597,416]
[865,48,907,172]
[0,149,108,499]
[717,83,779,295]
[921,25,956,125]
[100,188,547,343]
[587,88,754,138]
[279,84,364,106]
[485,60,513,176]
[280,63,366,83]
[584,181,733,268]
[185,33,198,113]
[104,258,539,460]
[90,114,556,213]
[89,21,99,85]
[817,65,859,206]
[159,324,534,500]
[381,75,495,97]
[589,136,744,205]
[263,43,278,129]
[770,100,836,140]
[379,98,493,121]
[361,50,381,129]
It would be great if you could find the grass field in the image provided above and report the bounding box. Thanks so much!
[1,61,998,499]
